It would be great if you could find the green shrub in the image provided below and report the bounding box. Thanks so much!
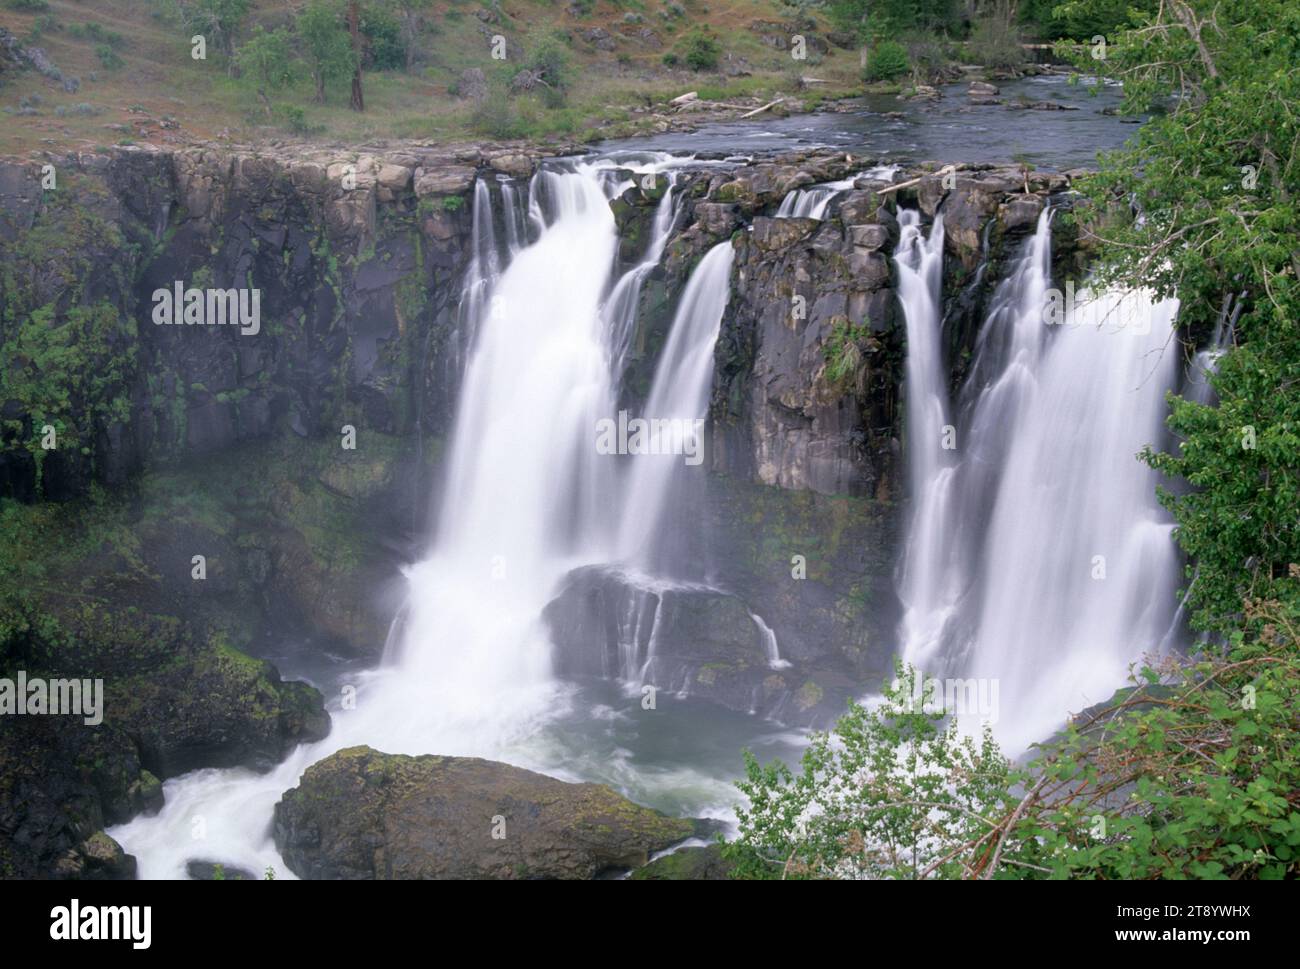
[276,105,314,134]
[95,44,125,70]
[901,31,948,79]
[360,6,405,70]
[525,34,574,94]
[864,40,909,81]
[26,13,60,41]
[728,601,1300,881]
[470,85,524,139]
[680,30,720,72]
[69,21,126,47]
[821,318,869,388]
[4,0,50,12]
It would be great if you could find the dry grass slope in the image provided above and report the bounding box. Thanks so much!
[0,0,868,154]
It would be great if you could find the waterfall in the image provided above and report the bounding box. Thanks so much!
[109,155,741,878]
[1183,290,1241,405]
[750,612,791,669]
[616,243,735,570]
[921,209,1056,671]
[964,287,1182,750]
[775,164,900,220]
[389,164,624,721]
[452,179,502,374]
[893,207,1184,751]
[606,175,681,377]
[894,210,957,674]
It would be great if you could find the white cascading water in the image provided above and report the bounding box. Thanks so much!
[894,210,957,673]
[388,166,623,729]
[750,612,791,669]
[108,157,723,878]
[775,165,900,220]
[617,242,734,566]
[894,206,1185,752]
[605,175,680,376]
[907,209,1056,671]
[965,286,1182,751]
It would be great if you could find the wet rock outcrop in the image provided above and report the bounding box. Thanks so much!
[0,140,578,503]
[273,746,695,879]
[701,156,1078,503]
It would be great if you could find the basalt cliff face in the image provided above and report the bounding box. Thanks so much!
[0,141,1082,507]
[0,139,1083,876]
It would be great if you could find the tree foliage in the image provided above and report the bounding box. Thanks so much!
[298,0,357,103]
[729,606,1300,880]
[1063,0,1300,635]
[863,39,909,81]
[178,0,253,62]
[1020,0,1157,39]
[825,0,959,43]
[236,25,295,93]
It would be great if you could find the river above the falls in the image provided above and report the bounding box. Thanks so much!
[602,74,1133,168]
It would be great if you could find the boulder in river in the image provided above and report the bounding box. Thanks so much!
[273,746,695,879]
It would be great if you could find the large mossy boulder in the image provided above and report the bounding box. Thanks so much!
[273,746,694,879]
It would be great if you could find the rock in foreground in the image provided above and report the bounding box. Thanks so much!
[273,746,694,879]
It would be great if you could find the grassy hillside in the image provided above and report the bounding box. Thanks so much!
[0,0,870,154]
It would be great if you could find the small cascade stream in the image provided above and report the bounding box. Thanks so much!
[774,164,901,220]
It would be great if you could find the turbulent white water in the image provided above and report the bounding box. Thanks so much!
[110,157,742,878]
[894,208,1185,752]
[774,164,900,220]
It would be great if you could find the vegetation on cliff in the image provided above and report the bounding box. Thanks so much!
[729,593,1299,879]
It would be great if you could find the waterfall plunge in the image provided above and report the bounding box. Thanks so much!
[109,158,728,877]
[894,208,1184,752]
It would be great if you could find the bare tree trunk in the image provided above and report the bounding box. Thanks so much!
[404,16,418,72]
[348,1,365,112]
